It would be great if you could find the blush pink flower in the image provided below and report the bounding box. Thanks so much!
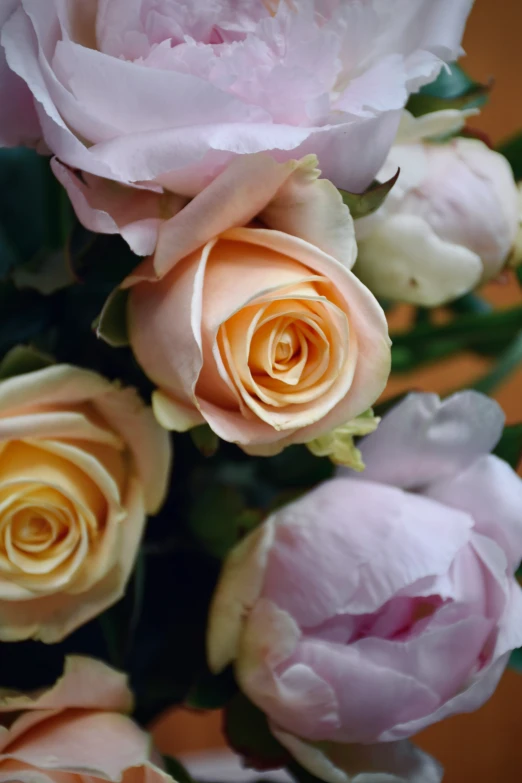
[208,391,522,783]
[0,655,173,783]
[0,0,472,254]
[125,154,390,453]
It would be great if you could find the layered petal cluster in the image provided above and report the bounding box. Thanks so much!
[0,0,472,253]
[0,364,171,642]
[0,656,173,783]
[355,111,520,306]
[208,391,522,783]
[126,155,390,453]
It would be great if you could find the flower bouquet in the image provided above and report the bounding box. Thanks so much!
[0,2,521,782]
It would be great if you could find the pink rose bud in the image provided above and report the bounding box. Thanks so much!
[125,155,391,454]
[356,120,520,306]
[0,1,472,253]
[0,656,173,783]
[208,391,522,783]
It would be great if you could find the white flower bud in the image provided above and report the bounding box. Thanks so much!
[355,114,520,306]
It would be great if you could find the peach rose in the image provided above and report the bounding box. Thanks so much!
[0,364,171,642]
[0,655,173,783]
[125,155,391,453]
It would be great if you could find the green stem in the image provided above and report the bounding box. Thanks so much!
[472,331,522,395]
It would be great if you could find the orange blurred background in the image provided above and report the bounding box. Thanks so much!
[153,3,522,781]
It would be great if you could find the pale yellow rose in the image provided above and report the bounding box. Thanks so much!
[0,656,173,783]
[125,154,391,455]
[0,364,171,642]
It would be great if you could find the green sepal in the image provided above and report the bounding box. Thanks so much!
[95,288,130,347]
[339,169,400,219]
[497,131,522,180]
[191,425,220,458]
[225,693,290,771]
[0,345,54,381]
[163,757,196,783]
[407,62,490,118]
[188,484,262,560]
[185,665,238,710]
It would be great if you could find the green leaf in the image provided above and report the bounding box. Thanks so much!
[509,648,522,674]
[12,250,75,295]
[472,331,522,396]
[339,169,400,219]
[185,665,238,710]
[188,484,262,560]
[163,757,196,783]
[0,345,54,381]
[497,131,522,180]
[0,282,54,357]
[98,550,146,669]
[225,693,289,770]
[191,425,220,458]
[493,423,522,470]
[96,288,130,347]
[450,294,493,316]
[0,149,47,275]
[407,63,490,118]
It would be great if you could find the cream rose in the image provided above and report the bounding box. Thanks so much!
[0,655,173,783]
[125,155,391,454]
[0,364,171,642]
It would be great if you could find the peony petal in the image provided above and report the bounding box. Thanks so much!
[260,477,473,625]
[51,159,186,257]
[272,731,442,783]
[426,455,522,573]
[0,2,41,147]
[354,214,483,307]
[2,5,114,179]
[357,391,505,491]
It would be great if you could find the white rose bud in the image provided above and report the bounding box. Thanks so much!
[355,114,520,307]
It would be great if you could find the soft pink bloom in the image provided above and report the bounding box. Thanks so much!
[208,391,522,783]
[356,114,520,306]
[0,364,172,642]
[126,154,390,453]
[0,0,472,254]
[0,655,173,783]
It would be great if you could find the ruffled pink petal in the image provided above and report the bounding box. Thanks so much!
[51,159,186,256]
[357,392,505,491]
[426,455,522,573]
[261,478,473,626]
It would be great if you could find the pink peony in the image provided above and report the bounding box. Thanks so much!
[1,0,472,254]
[208,391,522,783]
